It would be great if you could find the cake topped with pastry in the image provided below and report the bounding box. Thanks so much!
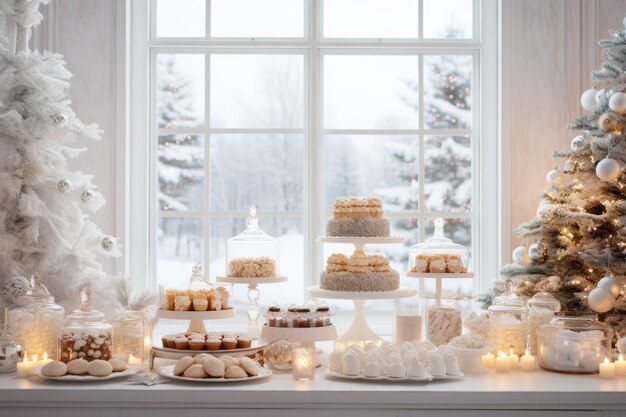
[327,197,390,237]
[320,250,399,292]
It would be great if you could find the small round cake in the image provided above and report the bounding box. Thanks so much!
[327,217,390,237]
[320,270,400,292]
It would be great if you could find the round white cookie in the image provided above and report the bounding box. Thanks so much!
[87,360,113,377]
[238,357,260,376]
[203,357,226,378]
[193,353,214,364]
[41,361,68,377]
[219,355,239,368]
[174,356,194,376]
[108,358,128,372]
[224,365,247,379]
[67,358,89,375]
[183,364,208,378]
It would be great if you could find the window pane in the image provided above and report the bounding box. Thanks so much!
[211,0,304,38]
[157,217,204,286]
[210,134,303,211]
[209,217,304,306]
[158,134,205,211]
[423,0,473,39]
[323,0,419,38]
[424,55,472,129]
[157,54,205,128]
[156,0,206,38]
[324,55,419,129]
[424,135,471,212]
[210,54,304,128]
[324,135,419,212]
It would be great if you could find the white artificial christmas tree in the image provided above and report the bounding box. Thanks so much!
[0,0,121,308]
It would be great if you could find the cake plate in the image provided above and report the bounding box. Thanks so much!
[155,308,236,334]
[307,286,416,346]
[216,275,288,338]
[317,236,405,251]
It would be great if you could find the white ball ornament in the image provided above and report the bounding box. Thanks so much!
[595,88,607,104]
[546,169,562,185]
[536,203,554,220]
[1,275,30,303]
[597,275,621,297]
[596,158,621,181]
[587,287,615,313]
[51,113,68,128]
[528,242,548,263]
[563,160,578,174]
[599,113,613,131]
[570,135,585,151]
[81,189,95,203]
[609,92,626,114]
[101,236,116,251]
[57,179,72,194]
[512,246,531,266]
[581,88,598,111]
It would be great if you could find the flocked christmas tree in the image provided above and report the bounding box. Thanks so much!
[0,0,121,309]
[483,17,626,328]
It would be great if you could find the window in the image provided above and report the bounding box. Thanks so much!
[130,0,498,329]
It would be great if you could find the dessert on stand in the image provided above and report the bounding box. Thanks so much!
[217,205,287,338]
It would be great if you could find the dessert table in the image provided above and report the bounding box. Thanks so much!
[2,367,626,416]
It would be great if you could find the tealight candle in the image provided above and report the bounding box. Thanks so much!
[495,351,510,372]
[508,348,519,370]
[291,346,315,381]
[38,352,53,368]
[599,357,615,379]
[16,353,36,378]
[481,352,495,369]
[520,350,535,371]
[128,354,142,366]
[616,354,626,376]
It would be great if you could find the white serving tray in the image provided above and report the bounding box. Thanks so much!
[158,365,272,383]
[35,367,139,382]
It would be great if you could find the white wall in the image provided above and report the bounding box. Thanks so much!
[32,0,626,273]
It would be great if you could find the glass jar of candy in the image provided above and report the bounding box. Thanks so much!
[537,313,613,374]
[488,284,528,356]
[8,273,64,360]
[58,287,113,363]
[527,292,561,355]
[426,298,461,346]
[394,296,422,344]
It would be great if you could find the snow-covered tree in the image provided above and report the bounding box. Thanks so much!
[0,0,120,308]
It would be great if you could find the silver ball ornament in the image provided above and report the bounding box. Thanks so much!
[51,113,68,128]
[1,275,30,302]
[588,287,615,313]
[528,242,548,263]
[596,158,621,181]
[57,179,72,194]
[512,246,531,265]
[563,160,578,174]
[597,275,621,297]
[101,236,116,251]
[595,88,607,104]
[609,91,626,114]
[581,88,598,111]
[570,135,585,151]
[546,169,562,185]
[536,202,555,220]
[81,189,95,203]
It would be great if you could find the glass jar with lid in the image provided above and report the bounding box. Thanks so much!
[537,312,613,374]
[488,282,528,356]
[409,218,469,274]
[394,292,422,344]
[226,204,278,278]
[527,292,561,354]
[426,298,462,346]
[159,262,232,312]
[58,287,113,363]
[8,273,64,360]
[112,310,151,362]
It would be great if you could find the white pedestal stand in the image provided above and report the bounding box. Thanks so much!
[217,275,287,338]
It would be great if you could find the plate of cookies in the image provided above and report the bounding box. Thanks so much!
[36,358,139,381]
[158,354,272,383]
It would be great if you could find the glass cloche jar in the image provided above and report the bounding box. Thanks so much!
[8,273,64,360]
[527,292,561,355]
[426,298,461,346]
[488,283,528,356]
[159,262,232,311]
[537,312,613,374]
[409,218,469,274]
[58,287,113,363]
[226,204,278,278]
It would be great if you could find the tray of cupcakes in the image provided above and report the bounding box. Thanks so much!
[156,332,267,356]
[158,354,271,383]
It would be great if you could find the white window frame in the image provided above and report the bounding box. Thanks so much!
[126,0,500,327]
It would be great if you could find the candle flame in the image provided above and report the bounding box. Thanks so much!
[604,357,610,364]
[23,352,28,363]
[43,352,48,360]
[33,353,38,362]
[620,354,624,361]
[525,350,529,356]
[498,351,507,358]
[509,347,513,355]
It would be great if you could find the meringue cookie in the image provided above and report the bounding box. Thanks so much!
[427,351,446,377]
[328,349,343,372]
[406,356,426,378]
[341,350,361,376]
[441,350,461,375]
[363,361,381,378]
[387,362,406,378]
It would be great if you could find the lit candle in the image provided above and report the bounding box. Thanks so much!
[495,351,510,372]
[599,357,615,379]
[520,350,535,372]
[615,354,626,376]
[481,352,495,369]
[128,354,142,366]
[38,352,53,368]
[508,348,519,370]
[16,352,35,378]
[291,347,315,381]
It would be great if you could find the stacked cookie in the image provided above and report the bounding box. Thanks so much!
[161,287,231,312]
[327,197,390,237]
[412,254,467,273]
[321,250,399,292]
[326,251,391,274]
[228,257,276,277]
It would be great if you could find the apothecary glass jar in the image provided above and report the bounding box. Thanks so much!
[8,273,64,360]
[527,292,561,354]
[488,285,528,356]
[426,298,461,346]
[537,313,613,374]
[113,311,151,361]
[226,204,278,278]
[409,218,469,274]
[159,262,232,311]
[394,296,422,344]
[58,287,113,363]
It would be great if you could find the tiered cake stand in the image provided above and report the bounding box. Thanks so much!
[216,275,288,338]
[308,236,417,347]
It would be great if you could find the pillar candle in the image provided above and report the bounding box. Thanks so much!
[495,352,510,372]
[599,358,615,379]
[481,352,495,369]
[38,352,53,368]
[615,354,626,376]
[129,354,142,366]
[508,348,519,369]
[520,351,535,371]
[16,353,35,378]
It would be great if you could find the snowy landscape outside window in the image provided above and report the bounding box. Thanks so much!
[146,0,485,326]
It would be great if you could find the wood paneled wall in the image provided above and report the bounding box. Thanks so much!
[501,0,626,263]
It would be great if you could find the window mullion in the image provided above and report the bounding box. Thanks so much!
[204,52,212,276]
[418,53,425,243]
